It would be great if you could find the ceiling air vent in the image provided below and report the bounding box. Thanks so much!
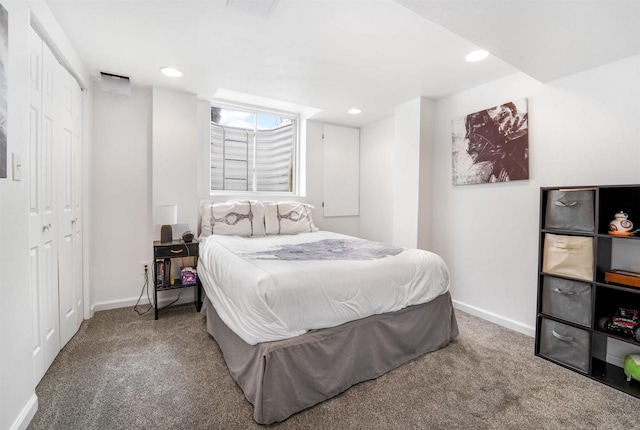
[99,71,131,96]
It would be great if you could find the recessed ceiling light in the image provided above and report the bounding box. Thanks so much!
[465,49,489,62]
[348,108,362,115]
[160,67,183,77]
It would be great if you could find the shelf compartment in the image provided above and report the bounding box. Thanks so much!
[591,358,640,397]
[594,285,640,344]
[595,284,640,315]
[597,186,640,235]
[595,235,640,282]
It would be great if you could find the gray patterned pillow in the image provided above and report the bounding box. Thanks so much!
[264,202,319,235]
[201,200,265,237]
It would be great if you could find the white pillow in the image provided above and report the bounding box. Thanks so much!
[200,200,265,237]
[264,202,319,235]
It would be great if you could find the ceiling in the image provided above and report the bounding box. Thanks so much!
[47,0,640,127]
[397,0,640,83]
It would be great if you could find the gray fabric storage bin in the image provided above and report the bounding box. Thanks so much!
[539,318,590,373]
[542,277,592,327]
[545,190,595,232]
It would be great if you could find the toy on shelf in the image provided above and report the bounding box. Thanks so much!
[598,307,640,342]
[624,354,640,382]
[609,211,634,233]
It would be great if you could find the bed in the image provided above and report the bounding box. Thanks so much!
[196,201,458,424]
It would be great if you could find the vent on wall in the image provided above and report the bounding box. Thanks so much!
[99,71,131,96]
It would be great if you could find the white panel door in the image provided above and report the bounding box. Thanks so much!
[323,124,360,217]
[28,28,60,384]
[29,28,84,382]
[72,80,84,327]
[57,51,83,348]
[28,26,45,384]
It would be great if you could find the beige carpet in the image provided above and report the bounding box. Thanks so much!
[28,303,640,429]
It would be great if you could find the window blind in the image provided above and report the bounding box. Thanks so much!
[210,122,294,192]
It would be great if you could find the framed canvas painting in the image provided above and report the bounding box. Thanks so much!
[452,99,528,185]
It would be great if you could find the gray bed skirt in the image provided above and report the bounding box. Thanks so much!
[203,292,459,424]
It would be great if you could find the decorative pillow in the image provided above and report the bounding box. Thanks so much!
[200,200,265,237]
[264,202,319,235]
[199,200,214,237]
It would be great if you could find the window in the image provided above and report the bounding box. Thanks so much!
[210,104,298,194]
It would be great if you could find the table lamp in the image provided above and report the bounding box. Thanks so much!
[155,205,177,243]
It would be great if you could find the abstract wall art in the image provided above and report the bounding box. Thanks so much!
[452,99,528,185]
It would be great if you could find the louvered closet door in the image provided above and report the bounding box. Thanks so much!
[28,27,60,384]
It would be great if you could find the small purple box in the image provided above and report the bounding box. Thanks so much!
[181,267,197,286]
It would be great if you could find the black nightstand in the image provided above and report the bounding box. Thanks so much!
[153,239,202,320]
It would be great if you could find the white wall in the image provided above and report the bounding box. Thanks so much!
[152,88,199,233]
[391,98,436,249]
[90,85,152,309]
[359,116,394,243]
[90,86,204,311]
[417,98,435,251]
[196,99,211,201]
[150,88,200,303]
[0,5,35,429]
[0,1,89,429]
[392,99,421,248]
[431,55,640,335]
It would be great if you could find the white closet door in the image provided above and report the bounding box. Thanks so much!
[323,124,360,217]
[29,27,84,382]
[72,81,84,326]
[57,65,82,348]
[28,28,60,384]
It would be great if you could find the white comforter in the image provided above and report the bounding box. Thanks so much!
[197,231,450,345]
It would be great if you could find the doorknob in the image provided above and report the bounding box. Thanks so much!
[71,218,78,224]
[42,223,51,231]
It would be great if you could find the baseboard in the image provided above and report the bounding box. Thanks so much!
[452,299,536,338]
[91,286,196,314]
[10,394,38,430]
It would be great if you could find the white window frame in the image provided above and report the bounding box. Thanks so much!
[209,100,300,197]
